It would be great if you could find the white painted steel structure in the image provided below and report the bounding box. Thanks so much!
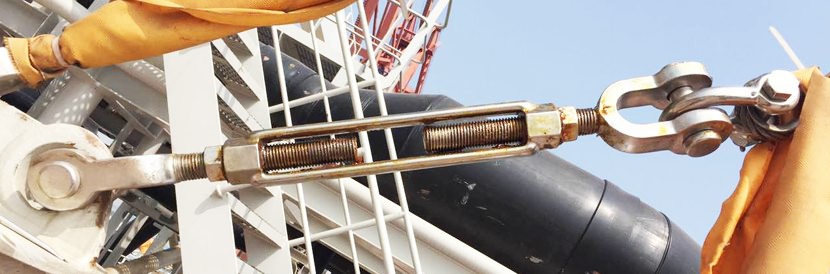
[0,0,515,273]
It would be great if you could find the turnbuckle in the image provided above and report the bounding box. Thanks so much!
[23,100,606,210]
[210,102,598,186]
[20,61,805,211]
[595,62,801,156]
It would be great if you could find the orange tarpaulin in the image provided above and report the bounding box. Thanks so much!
[701,68,830,273]
[4,0,353,86]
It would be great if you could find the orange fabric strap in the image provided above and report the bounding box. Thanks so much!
[701,68,830,273]
[7,0,353,86]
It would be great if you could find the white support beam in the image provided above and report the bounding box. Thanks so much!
[282,178,516,274]
[237,188,293,272]
[28,70,102,125]
[236,29,271,126]
[164,43,238,273]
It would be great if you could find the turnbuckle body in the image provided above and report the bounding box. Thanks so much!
[210,102,597,186]
[22,100,602,211]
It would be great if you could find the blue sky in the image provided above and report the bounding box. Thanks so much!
[423,1,830,242]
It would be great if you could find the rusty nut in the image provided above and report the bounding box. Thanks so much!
[222,141,262,185]
[525,104,563,149]
[558,106,579,142]
[203,146,226,182]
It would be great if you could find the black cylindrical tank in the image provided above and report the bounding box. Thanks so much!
[262,43,700,274]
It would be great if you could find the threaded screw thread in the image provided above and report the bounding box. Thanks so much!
[261,138,359,172]
[576,108,601,135]
[173,153,207,181]
[423,116,527,153]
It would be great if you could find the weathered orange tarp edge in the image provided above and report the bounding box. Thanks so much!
[701,67,830,273]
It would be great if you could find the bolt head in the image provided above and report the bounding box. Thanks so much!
[36,161,80,199]
[761,71,800,101]
[684,130,723,157]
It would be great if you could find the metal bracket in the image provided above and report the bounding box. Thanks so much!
[596,62,733,156]
[27,149,177,211]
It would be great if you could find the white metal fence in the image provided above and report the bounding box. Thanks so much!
[0,0,515,273]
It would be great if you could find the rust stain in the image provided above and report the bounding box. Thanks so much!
[84,133,101,148]
[599,104,615,116]
[95,191,114,228]
[559,111,572,141]
[17,112,31,121]
[597,97,612,115]
[354,152,364,164]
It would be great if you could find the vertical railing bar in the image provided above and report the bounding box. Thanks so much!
[271,25,317,274]
[309,19,336,130]
[355,1,423,272]
[340,180,363,274]
[309,16,363,274]
[334,10,396,274]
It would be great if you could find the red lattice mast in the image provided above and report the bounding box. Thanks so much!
[352,0,445,94]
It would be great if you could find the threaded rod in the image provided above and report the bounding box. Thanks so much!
[576,108,601,135]
[173,153,207,181]
[261,138,359,171]
[423,116,527,153]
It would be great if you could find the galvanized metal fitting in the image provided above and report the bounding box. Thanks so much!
[596,61,732,156]
[657,69,802,150]
[26,149,100,211]
[33,161,81,199]
[683,130,723,157]
[526,104,563,149]
[761,71,799,102]
[221,139,262,185]
[729,70,802,148]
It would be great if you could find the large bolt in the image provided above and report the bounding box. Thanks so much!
[683,130,722,157]
[36,161,80,199]
[761,71,799,101]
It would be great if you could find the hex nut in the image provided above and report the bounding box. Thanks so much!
[203,146,226,182]
[222,143,262,184]
[558,106,579,142]
[761,70,799,101]
[525,104,563,149]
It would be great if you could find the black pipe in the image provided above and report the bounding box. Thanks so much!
[262,43,700,274]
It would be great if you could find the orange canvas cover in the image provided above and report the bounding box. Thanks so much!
[4,0,352,86]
